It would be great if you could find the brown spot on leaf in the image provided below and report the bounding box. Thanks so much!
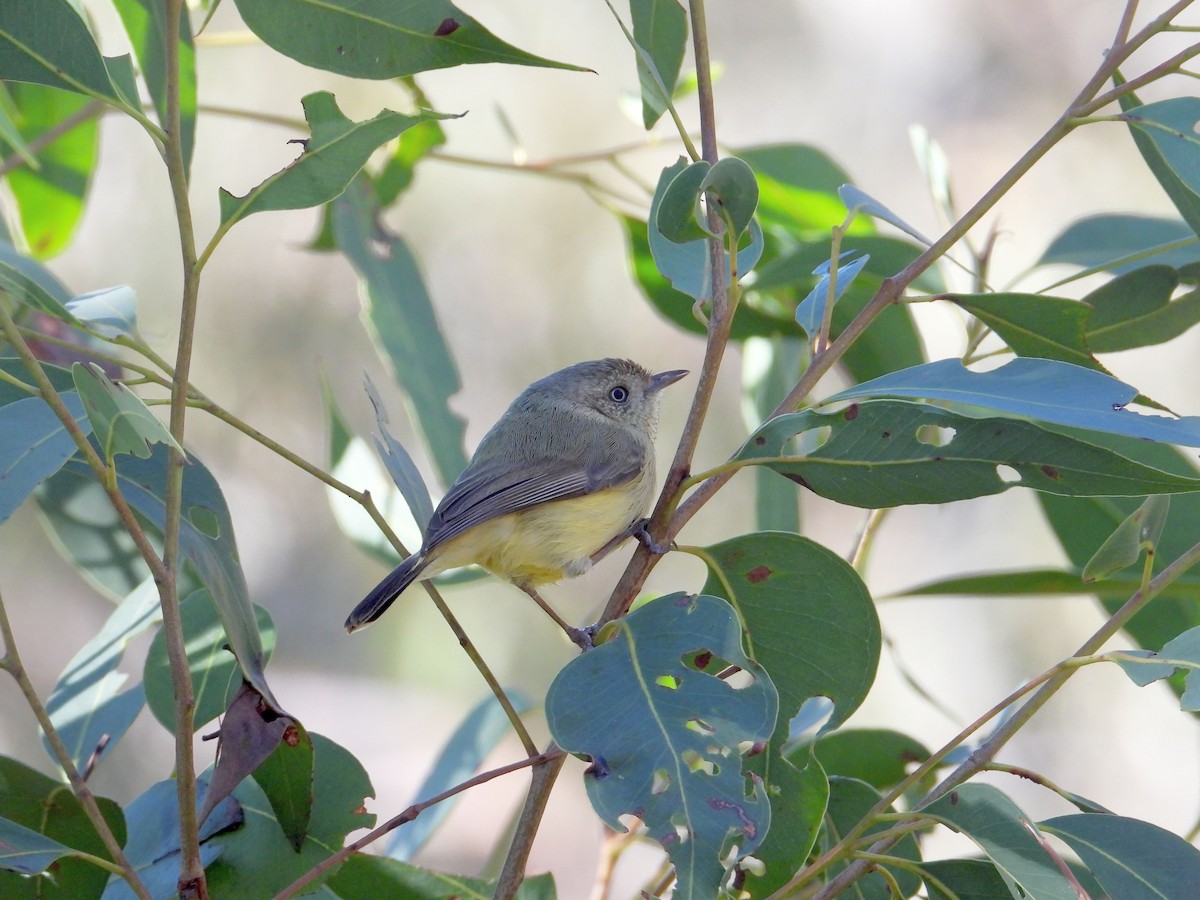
[844,403,859,421]
[747,565,772,583]
[694,650,713,669]
[754,435,767,446]
[435,17,460,36]
[881,430,891,439]
[1041,465,1061,480]
[282,724,300,746]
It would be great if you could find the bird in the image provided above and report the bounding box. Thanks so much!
[345,358,688,634]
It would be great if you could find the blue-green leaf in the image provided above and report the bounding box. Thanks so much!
[547,593,777,899]
[0,392,90,525]
[630,0,686,129]
[825,358,1200,446]
[43,579,159,774]
[0,1,128,104]
[1036,214,1200,273]
[1041,813,1200,900]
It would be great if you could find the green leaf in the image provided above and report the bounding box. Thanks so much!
[702,156,760,237]
[143,589,276,732]
[951,292,1100,370]
[623,215,792,339]
[738,143,858,234]
[1123,98,1200,205]
[1119,80,1200,238]
[231,0,584,79]
[820,778,923,899]
[218,92,451,229]
[0,817,75,877]
[741,336,806,532]
[42,579,159,775]
[920,858,1014,900]
[327,854,557,899]
[656,160,712,243]
[1036,214,1200,273]
[1114,626,1200,710]
[1041,813,1200,900]
[699,533,879,731]
[0,83,98,259]
[1082,494,1169,583]
[827,358,1200,446]
[630,0,686,129]
[546,592,777,900]
[374,111,447,206]
[72,362,181,461]
[0,1,128,104]
[112,0,197,176]
[388,691,533,860]
[924,784,1078,900]
[0,258,78,321]
[738,400,1200,509]
[334,179,469,486]
[0,757,125,895]
[839,183,933,246]
[252,717,315,853]
[893,567,1200,607]
[794,251,870,336]
[364,376,435,533]
[739,753,827,896]
[83,442,279,710]
[1084,265,1200,352]
[1039,437,1200,691]
[205,734,375,897]
[812,729,931,791]
[0,392,90,525]
[112,775,242,898]
[65,284,139,339]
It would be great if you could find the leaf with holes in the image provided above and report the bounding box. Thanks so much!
[546,593,777,900]
[736,400,1200,509]
[700,532,877,895]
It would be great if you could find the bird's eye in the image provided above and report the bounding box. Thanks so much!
[609,385,630,403]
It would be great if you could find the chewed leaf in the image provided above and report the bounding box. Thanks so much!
[1115,625,1200,710]
[546,593,777,899]
[72,363,181,461]
[795,251,870,336]
[825,358,1200,446]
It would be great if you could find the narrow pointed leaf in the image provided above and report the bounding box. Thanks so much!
[924,784,1078,900]
[0,817,75,875]
[0,392,90,524]
[1082,494,1169,583]
[839,183,932,245]
[630,0,686,129]
[1123,98,1200,203]
[1,82,99,259]
[795,251,869,335]
[232,0,584,79]
[739,400,1200,509]
[1118,81,1200,237]
[388,691,532,860]
[1041,813,1200,900]
[951,293,1100,370]
[111,0,196,175]
[547,593,777,900]
[1036,214,1200,273]
[219,92,452,229]
[43,579,159,774]
[1084,265,1200,352]
[826,358,1200,446]
[0,1,127,103]
[364,376,435,533]
[334,179,469,486]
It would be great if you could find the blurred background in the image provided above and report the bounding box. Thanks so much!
[1,0,1197,895]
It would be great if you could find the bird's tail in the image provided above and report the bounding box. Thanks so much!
[345,554,426,633]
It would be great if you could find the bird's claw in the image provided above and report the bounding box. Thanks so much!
[633,518,672,556]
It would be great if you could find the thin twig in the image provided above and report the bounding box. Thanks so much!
[161,2,205,895]
[0,589,153,900]
[271,748,563,900]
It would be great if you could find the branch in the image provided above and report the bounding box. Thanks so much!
[0,589,152,900]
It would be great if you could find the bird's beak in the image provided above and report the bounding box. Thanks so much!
[648,369,689,393]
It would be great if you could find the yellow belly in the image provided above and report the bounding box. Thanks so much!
[427,472,654,586]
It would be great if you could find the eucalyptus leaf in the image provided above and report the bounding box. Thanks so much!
[1119,78,1200,238]
[630,0,686,129]
[0,1,128,104]
[0,392,90,525]
[1084,265,1200,352]
[218,92,452,229]
[1082,494,1169,583]
[547,592,777,900]
[826,358,1200,446]
[1036,214,1200,273]
[232,0,584,79]
[738,400,1200,509]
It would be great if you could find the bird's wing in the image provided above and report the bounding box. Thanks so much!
[423,429,646,553]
